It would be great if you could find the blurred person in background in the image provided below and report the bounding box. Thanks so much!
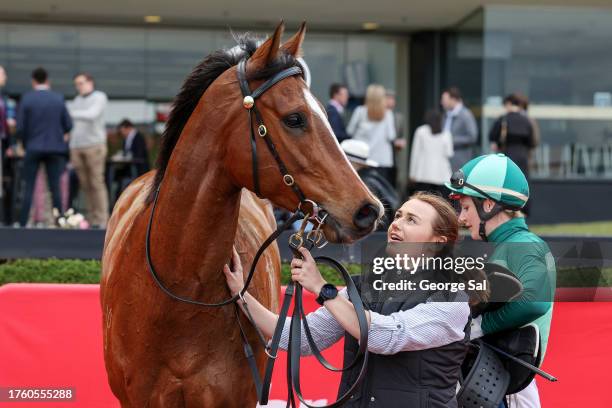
[112,119,149,201]
[69,73,109,228]
[325,83,350,143]
[0,65,17,224]
[489,94,536,217]
[341,139,399,230]
[0,65,16,150]
[516,93,540,172]
[348,84,397,184]
[441,86,478,171]
[115,119,149,175]
[16,67,72,227]
[409,109,453,198]
[489,94,536,175]
[385,89,407,187]
[385,89,407,151]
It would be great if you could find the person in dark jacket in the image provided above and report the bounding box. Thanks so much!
[16,67,72,226]
[341,139,399,230]
[116,119,149,176]
[441,87,479,171]
[489,94,536,216]
[489,94,536,177]
[325,83,350,142]
[112,119,149,201]
[225,192,486,407]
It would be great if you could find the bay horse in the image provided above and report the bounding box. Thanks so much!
[101,22,383,407]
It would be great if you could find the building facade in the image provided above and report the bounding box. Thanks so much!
[2,4,612,223]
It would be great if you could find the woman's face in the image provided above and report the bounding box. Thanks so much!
[387,199,443,244]
[458,196,482,240]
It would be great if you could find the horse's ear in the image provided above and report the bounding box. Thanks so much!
[281,21,306,57]
[249,21,285,69]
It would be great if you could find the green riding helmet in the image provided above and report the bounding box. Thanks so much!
[445,153,529,209]
[445,154,529,241]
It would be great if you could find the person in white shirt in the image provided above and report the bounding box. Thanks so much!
[224,192,487,407]
[409,109,454,197]
[347,84,397,184]
[68,73,109,228]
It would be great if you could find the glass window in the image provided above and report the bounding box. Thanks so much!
[0,21,406,134]
[346,35,397,97]
[78,26,146,98]
[0,24,7,73]
[145,28,216,100]
[482,6,612,179]
[302,33,345,102]
[4,23,78,96]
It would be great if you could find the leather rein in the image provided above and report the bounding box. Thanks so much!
[144,57,370,407]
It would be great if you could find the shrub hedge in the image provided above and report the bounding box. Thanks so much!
[1,259,610,287]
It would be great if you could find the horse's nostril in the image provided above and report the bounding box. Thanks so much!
[353,203,380,230]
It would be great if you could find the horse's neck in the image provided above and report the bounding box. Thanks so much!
[152,135,241,289]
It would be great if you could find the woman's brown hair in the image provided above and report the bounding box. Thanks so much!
[409,191,490,305]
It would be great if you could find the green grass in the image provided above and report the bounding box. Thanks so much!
[531,221,612,236]
[0,259,101,285]
[1,259,611,287]
[0,259,354,286]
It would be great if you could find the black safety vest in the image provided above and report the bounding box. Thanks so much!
[338,277,469,408]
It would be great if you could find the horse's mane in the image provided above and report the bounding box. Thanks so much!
[147,33,299,204]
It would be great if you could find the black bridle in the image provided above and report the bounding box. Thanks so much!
[145,57,369,407]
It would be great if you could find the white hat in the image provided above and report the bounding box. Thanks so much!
[340,139,379,167]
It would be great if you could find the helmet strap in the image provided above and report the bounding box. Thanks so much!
[471,197,504,242]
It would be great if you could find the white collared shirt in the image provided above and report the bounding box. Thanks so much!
[124,129,137,152]
[443,102,464,133]
[329,99,344,115]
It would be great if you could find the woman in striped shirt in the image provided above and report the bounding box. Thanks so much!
[224,192,484,407]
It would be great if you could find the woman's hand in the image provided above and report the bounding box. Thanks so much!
[393,138,407,150]
[223,246,244,296]
[291,247,326,295]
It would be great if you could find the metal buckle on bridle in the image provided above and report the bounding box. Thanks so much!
[293,199,329,249]
[297,199,319,218]
[307,211,328,249]
[288,211,311,252]
[258,124,267,137]
[264,345,278,359]
[283,174,295,186]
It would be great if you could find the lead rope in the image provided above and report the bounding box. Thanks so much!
[251,215,370,407]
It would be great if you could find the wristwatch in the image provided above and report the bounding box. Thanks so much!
[316,283,338,305]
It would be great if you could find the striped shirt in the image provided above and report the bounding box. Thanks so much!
[278,288,470,355]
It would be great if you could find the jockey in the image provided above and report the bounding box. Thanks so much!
[446,153,556,408]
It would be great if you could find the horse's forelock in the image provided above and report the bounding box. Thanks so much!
[146,33,299,205]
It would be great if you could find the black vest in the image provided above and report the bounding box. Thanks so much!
[338,276,469,408]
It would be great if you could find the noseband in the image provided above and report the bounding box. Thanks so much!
[144,56,369,408]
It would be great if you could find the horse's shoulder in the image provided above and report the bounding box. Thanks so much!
[238,189,276,232]
[104,171,155,257]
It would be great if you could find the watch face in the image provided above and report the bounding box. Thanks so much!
[322,285,337,298]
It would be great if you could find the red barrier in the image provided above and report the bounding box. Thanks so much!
[0,284,611,407]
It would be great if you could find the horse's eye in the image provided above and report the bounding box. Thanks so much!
[283,113,305,129]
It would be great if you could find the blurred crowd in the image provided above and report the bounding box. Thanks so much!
[294,83,539,230]
[0,66,149,228]
[1,64,538,230]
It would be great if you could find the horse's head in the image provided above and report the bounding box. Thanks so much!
[212,22,383,243]
[223,22,384,243]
